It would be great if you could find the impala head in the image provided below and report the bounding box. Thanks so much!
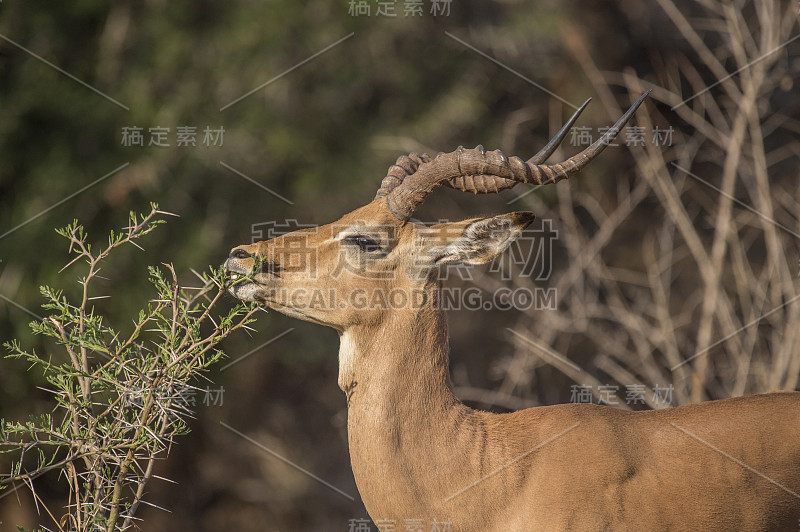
[225,93,649,331]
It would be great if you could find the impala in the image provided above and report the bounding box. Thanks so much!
[225,92,800,531]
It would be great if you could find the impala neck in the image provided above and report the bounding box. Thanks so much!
[338,287,514,524]
[337,296,455,409]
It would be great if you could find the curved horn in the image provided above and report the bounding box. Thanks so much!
[374,98,592,200]
[374,152,433,200]
[443,97,593,195]
[383,91,650,221]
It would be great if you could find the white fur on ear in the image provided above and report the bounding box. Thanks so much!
[430,212,535,265]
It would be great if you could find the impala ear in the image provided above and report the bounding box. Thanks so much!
[428,212,535,265]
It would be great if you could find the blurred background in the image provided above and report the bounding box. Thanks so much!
[0,0,798,529]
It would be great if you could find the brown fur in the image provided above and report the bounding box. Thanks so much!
[226,199,800,531]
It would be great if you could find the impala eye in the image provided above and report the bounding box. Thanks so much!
[344,235,382,253]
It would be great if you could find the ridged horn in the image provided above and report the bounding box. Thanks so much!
[382,91,650,221]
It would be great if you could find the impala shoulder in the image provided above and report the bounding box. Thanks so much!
[509,402,633,438]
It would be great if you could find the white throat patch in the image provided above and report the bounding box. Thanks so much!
[337,331,358,391]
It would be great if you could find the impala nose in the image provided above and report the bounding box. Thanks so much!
[229,248,251,259]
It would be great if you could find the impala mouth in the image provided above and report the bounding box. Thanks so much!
[224,258,270,304]
[225,270,253,286]
[224,257,254,285]
[226,277,265,305]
